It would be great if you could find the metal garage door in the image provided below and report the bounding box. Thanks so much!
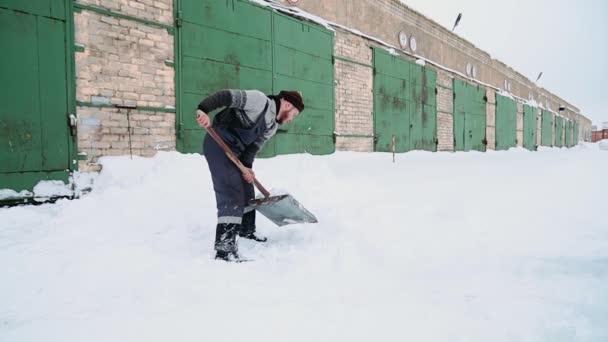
[0,0,75,196]
[177,0,334,157]
[541,110,553,147]
[453,79,486,152]
[555,116,564,147]
[565,120,573,147]
[523,104,537,151]
[372,48,437,152]
[495,94,517,150]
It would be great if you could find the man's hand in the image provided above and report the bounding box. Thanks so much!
[196,109,211,128]
[242,168,255,183]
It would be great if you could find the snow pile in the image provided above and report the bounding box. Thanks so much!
[599,139,608,150]
[1,149,607,342]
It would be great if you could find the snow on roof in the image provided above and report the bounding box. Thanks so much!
[248,0,334,31]
[249,0,581,115]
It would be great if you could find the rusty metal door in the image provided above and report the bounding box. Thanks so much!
[177,0,334,157]
[453,79,486,151]
[0,1,73,195]
[495,94,517,150]
[372,48,437,152]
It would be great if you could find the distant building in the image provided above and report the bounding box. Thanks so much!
[591,123,608,142]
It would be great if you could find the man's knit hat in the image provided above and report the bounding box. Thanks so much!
[279,90,305,113]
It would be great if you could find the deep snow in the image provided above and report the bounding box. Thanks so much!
[1,144,607,341]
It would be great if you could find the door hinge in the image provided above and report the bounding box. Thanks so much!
[68,113,78,137]
[482,138,488,145]
[175,10,183,27]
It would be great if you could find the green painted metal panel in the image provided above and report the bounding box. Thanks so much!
[181,22,272,71]
[38,16,69,170]
[271,11,334,155]
[495,94,517,150]
[1,9,42,173]
[564,119,572,148]
[555,116,564,147]
[177,0,334,156]
[522,104,537,151]
[574,122,579,145]
[0,0,65,20]
[453,79,486,152]
[181,57,273,96]
[273,14,332,58]
[274,45,333,84]
[373,50,411,80]
[181,0,271,41]
[0,6,72,195]
[177,129,204,154]
[541,110,553,146]
[373,48,437,152]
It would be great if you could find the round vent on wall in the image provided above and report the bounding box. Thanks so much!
[286,0,300,3]
[466,63,472,76]
[398,31,408,49]
[409,36,417,52]
[472,65,477,78]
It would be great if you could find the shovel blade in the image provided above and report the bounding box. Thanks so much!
[249,194,317,227]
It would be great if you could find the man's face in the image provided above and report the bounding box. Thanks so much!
[277,100,300,125]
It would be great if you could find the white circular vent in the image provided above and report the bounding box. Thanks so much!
[472,65,477,78]
[409,36,417,52]
[398,31,408,48]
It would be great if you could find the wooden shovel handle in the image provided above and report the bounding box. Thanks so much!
[205,126,271,198]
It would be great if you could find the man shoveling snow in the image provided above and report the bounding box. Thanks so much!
[196,89,305,262]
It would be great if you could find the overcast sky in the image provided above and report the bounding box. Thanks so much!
[401,0,608,126]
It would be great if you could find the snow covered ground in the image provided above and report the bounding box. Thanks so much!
[1,144,607,342]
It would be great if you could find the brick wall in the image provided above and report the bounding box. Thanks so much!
[516,102,524,148]
[436,70,454,151]
[486,89,496,150]
[333,29,374,152]
[74,0,174,171]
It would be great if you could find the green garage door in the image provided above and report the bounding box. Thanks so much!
[0,1,74,195]
[372,48,437,152]
[555,116,564,147]
[523,104,537,151]
[574,121,579,145]
[453,79,486,152]
[565,120,573,147]
[177,0,334,157]
[495,94,517,150]
[541,110,553,147]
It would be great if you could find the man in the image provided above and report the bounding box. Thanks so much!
[196,89,305,262]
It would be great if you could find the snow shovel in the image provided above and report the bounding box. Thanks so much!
[205,126,318,227]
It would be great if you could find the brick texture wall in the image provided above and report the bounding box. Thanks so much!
[334,29,374,152]
[436,70,454,151]
[74,0,174,171]
[516,102,524,147]
[486,89,496,150]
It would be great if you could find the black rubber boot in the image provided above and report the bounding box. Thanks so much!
[214,250,241,262]
[238,211,267,242]
[214,223,240,261]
